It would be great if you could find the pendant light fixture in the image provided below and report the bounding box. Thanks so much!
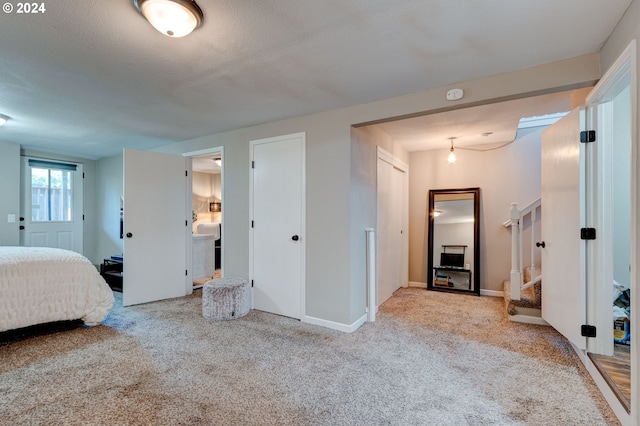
[447,137,457,163]
[134,0,203,38]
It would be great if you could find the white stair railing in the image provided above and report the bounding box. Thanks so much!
[365,228,376,322]
[503,198,542,301]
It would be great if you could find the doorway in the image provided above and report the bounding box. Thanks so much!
[20,157,84,254]
[540,40,635,417]
[583,41,634,414]
[189,150,223,288]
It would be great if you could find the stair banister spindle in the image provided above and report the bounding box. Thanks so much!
[530,207,537,279]
[510,202,522,301]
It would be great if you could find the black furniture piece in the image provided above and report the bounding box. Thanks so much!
[101,256,123,292]
[433,265,472,290]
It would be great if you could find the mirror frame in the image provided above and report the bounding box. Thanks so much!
[427,187,480,295]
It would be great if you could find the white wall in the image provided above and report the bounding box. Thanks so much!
[612,85,632,288]
[95,153,123,263]
[0,141,20,246]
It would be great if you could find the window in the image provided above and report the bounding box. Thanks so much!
[29,160,77,222]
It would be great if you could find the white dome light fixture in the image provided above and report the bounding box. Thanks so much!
[447,137,457,163]
[134,0,203,38]
[0,114,8,126]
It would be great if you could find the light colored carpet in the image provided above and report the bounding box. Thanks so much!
[0,288,619,425]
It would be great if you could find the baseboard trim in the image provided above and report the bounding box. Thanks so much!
[480,289,503,297]
[409,284,502,297]
[508,314,549,326]
[303,313,367,333]
[572,343,631,426]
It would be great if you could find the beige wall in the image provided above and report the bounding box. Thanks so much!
[409,130,543,292]
[149,53,599,328]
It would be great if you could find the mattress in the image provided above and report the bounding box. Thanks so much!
[0,247,115,332]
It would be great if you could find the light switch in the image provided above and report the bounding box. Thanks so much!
[8,214,16,223]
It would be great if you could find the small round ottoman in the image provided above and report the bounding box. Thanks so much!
[202,277,251,320]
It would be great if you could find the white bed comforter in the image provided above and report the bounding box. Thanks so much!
[0,247,115,332]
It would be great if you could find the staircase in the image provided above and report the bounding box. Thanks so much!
[503,266,545,324]
[502,199,547,325]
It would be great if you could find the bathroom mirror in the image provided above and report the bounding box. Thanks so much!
[427,188,480,295]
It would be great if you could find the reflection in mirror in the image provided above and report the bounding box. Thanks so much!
[427,188,480,294]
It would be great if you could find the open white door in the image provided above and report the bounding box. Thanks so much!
[541,108,587,350]
[123,149,189,306]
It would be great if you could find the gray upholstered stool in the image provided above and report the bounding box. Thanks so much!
[202,277,251,320]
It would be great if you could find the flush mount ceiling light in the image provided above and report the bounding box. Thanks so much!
[0,114,9,126]
[134,0,203,38]
[447,137,457,163]
[213,157,222,167]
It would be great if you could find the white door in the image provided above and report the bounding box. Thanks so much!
[377,156,405,305]
[20,157,83,253]
[123,149,189,306]
[541,108,587,350]
[251,133,304,319]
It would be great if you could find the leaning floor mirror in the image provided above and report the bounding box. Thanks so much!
[427,188,480,295]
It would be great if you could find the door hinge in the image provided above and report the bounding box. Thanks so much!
[251,280,254,288]
[581,324,597,338]
[185,220,188,227]
[185,269,188,276]
[82,172,85,178]
[185,170,188,177]
[83,214,85,221]
[251,161,255,169]
[580,228,596,240]
[580,130,596,143]
[251,220,254,228]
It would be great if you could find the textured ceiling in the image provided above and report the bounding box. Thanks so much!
[373,89,585,152]
[0,0,631,159]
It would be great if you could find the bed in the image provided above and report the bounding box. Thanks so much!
[0,247,115,332]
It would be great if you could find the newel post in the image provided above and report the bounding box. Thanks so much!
[510,202,522,301]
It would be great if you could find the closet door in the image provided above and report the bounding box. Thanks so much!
[377,148,407,306]
[250,133,305,319]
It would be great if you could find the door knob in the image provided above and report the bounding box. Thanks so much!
[536,241,545,248]
[291,235,299,241]
[126,232,133,238]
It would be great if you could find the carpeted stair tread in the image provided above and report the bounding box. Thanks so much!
[503,265,542,316]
